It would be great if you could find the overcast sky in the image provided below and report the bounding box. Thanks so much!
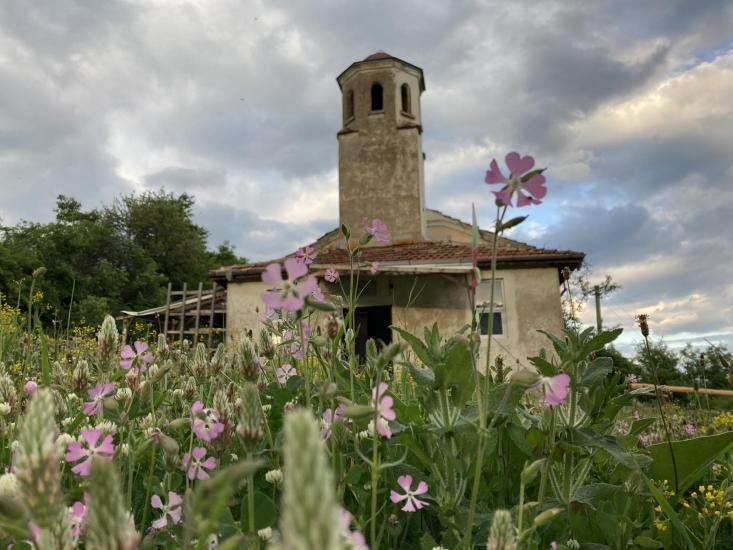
[1,0,732,353]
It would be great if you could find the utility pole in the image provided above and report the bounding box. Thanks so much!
[594,285,602,332]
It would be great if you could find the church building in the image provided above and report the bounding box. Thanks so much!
[209,52,583,365]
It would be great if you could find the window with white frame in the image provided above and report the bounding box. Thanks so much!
[475,279,505,336]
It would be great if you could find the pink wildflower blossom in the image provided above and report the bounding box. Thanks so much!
[24,380,38,396]
[339,508,369,550]
[484,151,547,207]
[311,286,326,302]
[538,373,570,407]
[151,491,183,530]
[390,475,429,512]
[83,382,115,415]
[685,423,697,435]
[191,401,225,442]
[276,363,296,385]
[120,340,153,371]
[296,245,317,266]
[182,447,217,480]
[69,498,88,539]
[324,267,339,283]
[322,404,350,439]
[371,383,396,439]
[65,429,114,476]
[362,218,390,243]
[627,374,639,384]
[261,258,318,312]
[370,262,380,275]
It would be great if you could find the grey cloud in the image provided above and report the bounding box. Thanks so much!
[144,167,227,192]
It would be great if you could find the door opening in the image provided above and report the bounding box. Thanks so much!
[350,305,392,359]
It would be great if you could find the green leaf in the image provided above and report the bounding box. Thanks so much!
[571,429,651,469]
[647,431,733,493]
[393,327,434,367]
[580,328,623,357]
[634,535,665,548]
[643,474,697,550]
[407,362,435,387]
[253,491,277,530]
[578,357,612,388]
[629,418,656,436]
[528,355,555,377]
[439,338,475,405]
[571,483,623,510]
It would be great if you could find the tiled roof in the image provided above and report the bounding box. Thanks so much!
[364,51,394,61]
[209,236,584,282]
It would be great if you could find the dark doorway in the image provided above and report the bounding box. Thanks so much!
[351,305,392,359]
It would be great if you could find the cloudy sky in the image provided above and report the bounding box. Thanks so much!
[1,0,732,352]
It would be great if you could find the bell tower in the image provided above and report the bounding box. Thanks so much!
[336,52,426,243]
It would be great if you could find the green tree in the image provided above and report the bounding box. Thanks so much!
[634,339,685,386]
[207,241,247,269]
[679,343,732,390]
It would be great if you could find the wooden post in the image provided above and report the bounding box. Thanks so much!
[179,282,187,343]
[193,282,203,346]
[163,282,172,343]
[121,318,129,347]
[594,285,602,332]
[207,283,217,348]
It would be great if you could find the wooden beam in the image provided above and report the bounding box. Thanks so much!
[207,282,217,348]
[192,282,203,346]
[630,383,733,398]
[163,282,172,341]
[179,282,187,343]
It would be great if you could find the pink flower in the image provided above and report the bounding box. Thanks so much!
[627,374,639,384]
[151,491,183,530]
[83,382,115,415]
[370,262,380,275]
[310,286,326,302]
[639,434,650,447]
[296,245,317,266]
[339,508,369,550]
[191,401,225,442]
[390,475,429,512]
[69,498,88,539]
[261,258,318,312]
[371,383,396,439]
[182,447,217,480]
[362,218,390,243]
[322,404,350,439]
[276,363,296,385]
[484,151,547,207]
[538,373,570,407]
[24,380,38,396]
[120,340,153,371]
[324,267,339,283]
[685,423,696,435]
[65,429,114,476]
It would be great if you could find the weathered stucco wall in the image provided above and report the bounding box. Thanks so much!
[224,266,564,369]
[338,60,426,242]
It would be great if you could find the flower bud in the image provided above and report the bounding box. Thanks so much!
[0,373,18,407]
[71,360,90,392]
[97,315,119,366]
[0,473,18,498]
[265,469,283,485]
[86,460,139,550]
[533,507,563,527]
[183,376,198,400]
[636,314,650,337]
[235,337,261,383]
[258,329,275,359]
[258,527,273,541]
[236,383,264,450]
[487,509,516,550]
[210,342,227,371]
[0,402,11,416]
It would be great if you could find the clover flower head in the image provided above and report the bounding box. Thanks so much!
[362,218,390,243]
[484,151,547,207]
[191,401,225,442]
[83,382,115,415]
[261,258,318,312]
[276,363,296,385]
[370,261,380,275]
[24,380,38,396]
[538,373,570,407]
[151,491,183,530]
[182,447,217,480]
[65,429,114,476]
[120,340,153,371]
[324,267,339,283]
[390,475,429,512]
[296,245,317,266]
[371,383,396,439]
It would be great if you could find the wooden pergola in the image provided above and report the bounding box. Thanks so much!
[117,282,227,347]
